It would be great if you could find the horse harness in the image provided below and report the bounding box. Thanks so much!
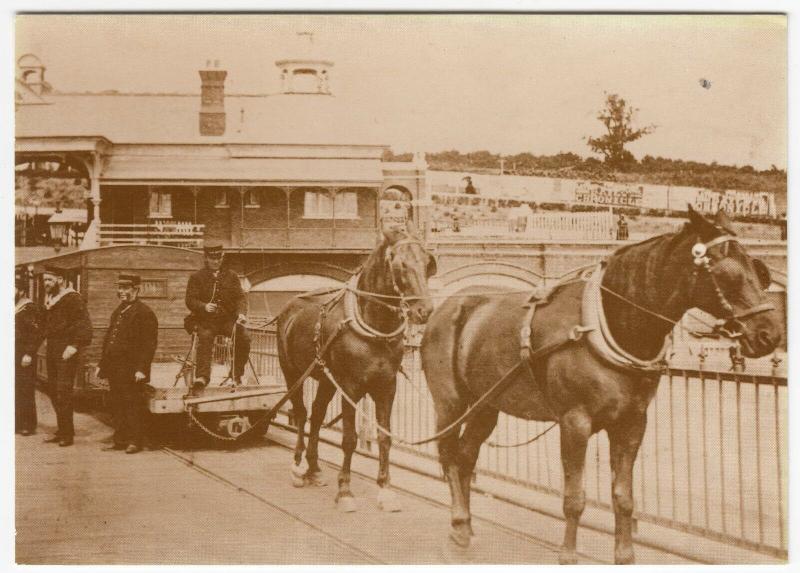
[517,233,772,381]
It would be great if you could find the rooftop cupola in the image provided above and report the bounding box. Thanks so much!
[275,32,334,95]
[17,53,52,96]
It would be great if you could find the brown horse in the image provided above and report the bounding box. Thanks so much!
[277,228,436,512]
[421,208,782,564]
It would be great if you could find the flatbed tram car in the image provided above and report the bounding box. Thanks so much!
[20,244,285,439]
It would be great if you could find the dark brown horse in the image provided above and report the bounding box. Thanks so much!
[421,208,782,564]
[277,228,436,512]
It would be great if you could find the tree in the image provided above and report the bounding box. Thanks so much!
[586,93,655,170]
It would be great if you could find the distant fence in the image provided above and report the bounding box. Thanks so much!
[224,328,786,559]
[433,210,616,241]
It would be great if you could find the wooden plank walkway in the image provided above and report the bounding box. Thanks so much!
[16,392,570,565]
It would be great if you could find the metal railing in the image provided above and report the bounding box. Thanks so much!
[98,222,205,248]
[432,210,616,241]
[229,327,787,558]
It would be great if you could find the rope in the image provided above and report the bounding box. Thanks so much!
[395,361,558,449]
[599,284,680,327]
[486,421,558,448]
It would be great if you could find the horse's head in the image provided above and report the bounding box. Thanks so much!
[683,206,782,357]
[383,228,437,324]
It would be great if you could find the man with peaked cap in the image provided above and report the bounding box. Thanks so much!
[97,274,158,454]
[15,268,43,436]
[41,264,92,447]
[185,241,250,393]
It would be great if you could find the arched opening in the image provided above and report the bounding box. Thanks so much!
[15,154,92,247]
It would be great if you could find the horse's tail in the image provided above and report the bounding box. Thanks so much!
[421,294,484,410]
[276,300,307,389]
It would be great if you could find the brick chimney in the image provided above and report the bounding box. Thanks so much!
[199,60,227,136]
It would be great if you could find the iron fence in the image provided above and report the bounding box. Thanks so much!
[230,327,787,558]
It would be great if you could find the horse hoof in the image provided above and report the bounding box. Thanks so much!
[614,549,635,565]
[304,472,327,487]
[291,458,309,476]
[558,550,579,565]
[290,461,307,488]
[337,496,357,513]
[377,488,401,512]
[449,526,471,548]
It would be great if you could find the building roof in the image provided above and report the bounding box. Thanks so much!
[15,92,389,147]
[102,155,382,184]
[47,208,88,224]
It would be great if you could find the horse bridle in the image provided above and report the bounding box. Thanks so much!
[690,234,774,338]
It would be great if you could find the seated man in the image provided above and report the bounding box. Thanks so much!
[185,241,250,393]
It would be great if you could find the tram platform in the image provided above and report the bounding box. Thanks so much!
[15,391,696,565]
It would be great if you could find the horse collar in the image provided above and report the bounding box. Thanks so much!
[581,264,668,373]
[344,275,407,340]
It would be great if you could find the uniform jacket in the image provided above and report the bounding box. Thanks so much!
[185,267,246,327]
[97,299,159,381]
[44,288,92,353]
[15,298,44,363]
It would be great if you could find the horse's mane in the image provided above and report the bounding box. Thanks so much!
[609,228,681,261]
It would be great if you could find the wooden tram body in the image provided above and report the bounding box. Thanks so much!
[20,244,284,438]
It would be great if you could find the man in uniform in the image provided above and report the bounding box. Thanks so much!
[42,264,92,447]
[185,241,249,393]
[15,269,43,436]
[97,274,158,454]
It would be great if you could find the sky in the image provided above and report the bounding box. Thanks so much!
[15,13,787,169]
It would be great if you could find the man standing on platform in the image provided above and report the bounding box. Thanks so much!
[42,265,92,447]
[15,269,43,436]
[185,241,250,393]
[97,274,158,454]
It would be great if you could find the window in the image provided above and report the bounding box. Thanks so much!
[148,190,172,218]
[244,189,260,208]
[303,190,359,219]
[214,189,229,208]
[304,190,333,218]
[138,278,168,298]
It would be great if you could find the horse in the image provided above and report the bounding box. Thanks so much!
[420,207,782,564]
[277,227,436,512]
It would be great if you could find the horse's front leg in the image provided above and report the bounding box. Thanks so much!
[559,407,592,565]
[373,379,401,512]
[304,379,336,486]
[336,399,359,512]
[608,411,647,565]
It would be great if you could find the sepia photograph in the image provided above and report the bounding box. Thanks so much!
[9,9,790,567]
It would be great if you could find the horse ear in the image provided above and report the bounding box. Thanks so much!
[713,209,737,236]
[752,258,772,290]
[686,204,718,239]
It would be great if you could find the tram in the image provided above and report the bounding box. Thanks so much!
[18,244,285,440]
